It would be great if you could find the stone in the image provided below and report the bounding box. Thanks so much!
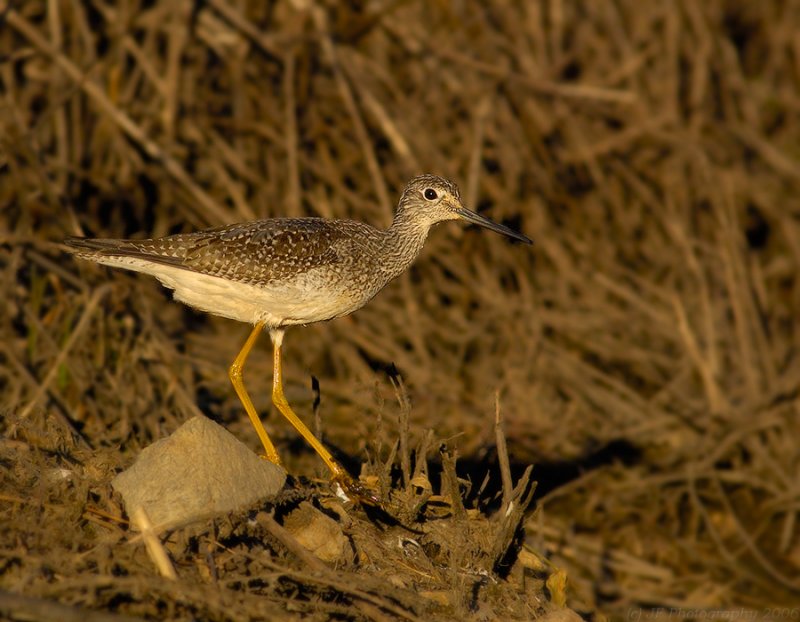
[112,415,286,530]
[282,501,350,563]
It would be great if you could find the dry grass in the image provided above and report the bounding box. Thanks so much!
[2,0,800,619]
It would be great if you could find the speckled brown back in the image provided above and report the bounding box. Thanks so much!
[65,217,384,288]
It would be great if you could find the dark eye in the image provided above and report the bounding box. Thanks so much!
[424,188,438,201]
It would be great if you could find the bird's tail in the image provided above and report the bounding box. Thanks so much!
[63,236,126,254]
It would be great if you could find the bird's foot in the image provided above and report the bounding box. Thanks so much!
[257,452,283,467]
[330,471,380,507]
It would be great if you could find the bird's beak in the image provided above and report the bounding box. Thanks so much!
[453,207,533,245]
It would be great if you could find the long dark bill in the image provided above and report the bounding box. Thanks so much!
[454,208,533,244]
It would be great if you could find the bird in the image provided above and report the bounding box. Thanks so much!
[65,174,532,502]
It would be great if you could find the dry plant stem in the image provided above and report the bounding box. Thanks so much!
[466,95,492,209]
[411,430,435,483]
[205,0,282,58]
[490,465,535,569]
[28,248,88,291]
[429,46,637,104]
[3,343,88,446]
[381,439,399,495]
[283,49,301,217]
[708,474,800,590]
[312,376,322,442]
[5,8,231,227]
[672,295,726,414]
[440,447,466,521]
[719,183,777,392]
[528,519,674,582]
[352,73,420,171]
[146,322,207,421]
[19,283,110,421]
[733,126,800,184]
[46,0,67,191]
[494,392,514,510]
[310,6,391,221]
[131,506,177,580]
[392,374,412,487]
[685,468,780,594]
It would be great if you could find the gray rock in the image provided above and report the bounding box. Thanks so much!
[113,416,286,530]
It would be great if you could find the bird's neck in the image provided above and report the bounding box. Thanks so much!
[380,212,432,280]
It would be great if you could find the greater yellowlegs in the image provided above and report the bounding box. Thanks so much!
[65,175,531,501]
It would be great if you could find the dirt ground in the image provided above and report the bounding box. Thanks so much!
[2,1,800,620]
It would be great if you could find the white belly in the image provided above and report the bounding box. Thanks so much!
[90,256,364,327]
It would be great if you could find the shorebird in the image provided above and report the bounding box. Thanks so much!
[65,174,531,501]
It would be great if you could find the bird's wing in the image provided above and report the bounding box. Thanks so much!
[66,219,357,286]
[179,219,354,285]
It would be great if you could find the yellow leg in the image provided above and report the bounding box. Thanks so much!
[269,329,344,478]
[270,329,378,504]
[229,322,281,464]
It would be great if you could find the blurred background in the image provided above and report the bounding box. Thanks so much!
[2,0,799,617]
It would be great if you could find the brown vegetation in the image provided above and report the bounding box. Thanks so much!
[2,0,800,619]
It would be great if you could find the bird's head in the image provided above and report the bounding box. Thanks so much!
[396,174,532,244]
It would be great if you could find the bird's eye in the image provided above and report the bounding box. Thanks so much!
[423,188,438,201]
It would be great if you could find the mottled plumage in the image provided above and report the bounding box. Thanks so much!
[65,174,531,502]
[65,175,530,329]
[66,218,393,327]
